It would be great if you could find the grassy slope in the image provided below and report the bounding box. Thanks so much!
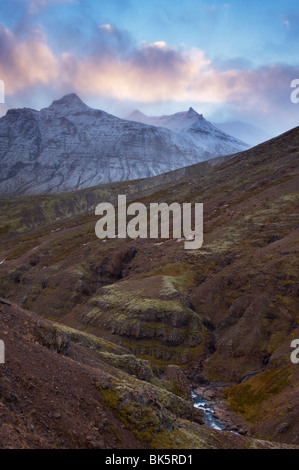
[0,126,298,447]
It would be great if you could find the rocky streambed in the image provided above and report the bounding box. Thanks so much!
[192,391,226,431]
[192,386,249,435]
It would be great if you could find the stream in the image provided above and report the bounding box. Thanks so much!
[192,391,227,431]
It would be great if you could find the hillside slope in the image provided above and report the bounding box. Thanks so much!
[0,126,298,447]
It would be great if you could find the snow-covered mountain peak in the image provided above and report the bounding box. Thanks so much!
[0,94,249,196]
[46,93,89,115]
[187,107,202,118]
[127,107,207,132]
[128,110,148,121]
[51,93,85,107]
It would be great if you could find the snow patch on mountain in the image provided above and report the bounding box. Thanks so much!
[0,94,248,196]
[126,107,249,153]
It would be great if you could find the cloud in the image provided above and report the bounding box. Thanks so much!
[57,41,298,116]
[0,22,298,133]
[57,42,211,102]
[28,0,75,14]
[0,24,58,94]
[99,24,115,33]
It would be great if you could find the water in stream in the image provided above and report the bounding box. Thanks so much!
[192,391,226,431]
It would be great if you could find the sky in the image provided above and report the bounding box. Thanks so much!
[0,0,298,135]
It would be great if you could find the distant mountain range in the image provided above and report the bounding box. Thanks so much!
[127,109,272,147]
[127,107,212,133]
[213,121,272,146]
[0,94,248,196]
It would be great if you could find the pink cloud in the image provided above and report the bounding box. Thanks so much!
[0,22,298,132]
[58,43,210,102]
[0,25,58,94]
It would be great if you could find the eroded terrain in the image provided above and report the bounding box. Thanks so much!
[0,127,298,448]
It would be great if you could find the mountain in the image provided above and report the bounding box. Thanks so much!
[126,109,272,147]
[0,126,298,448]
[127,107,206,132]
[127,106,249,148]
[0,94,248,197]
[213,121,273,146]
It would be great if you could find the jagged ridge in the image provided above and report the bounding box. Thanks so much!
[0,94,248,196]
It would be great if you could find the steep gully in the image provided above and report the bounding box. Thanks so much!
[1,239,243,435]
[97,251,245,434]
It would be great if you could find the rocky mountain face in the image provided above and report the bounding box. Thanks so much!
[127,106,248,150]
[127,107,209,131]
[0,127,298,448]
[0,94,248,196]
[127,108,271,147]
